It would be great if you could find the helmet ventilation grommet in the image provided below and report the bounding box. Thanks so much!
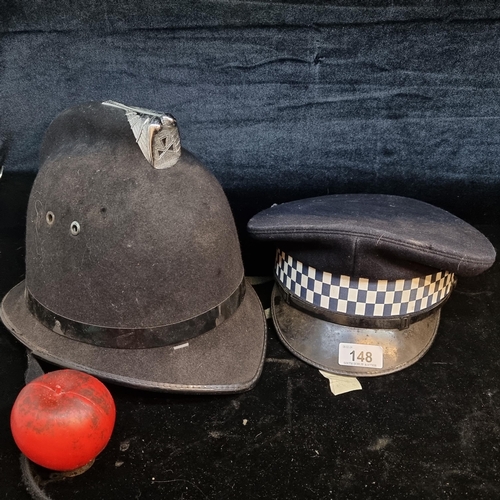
[46,212,55,225]
[70,221,80,236]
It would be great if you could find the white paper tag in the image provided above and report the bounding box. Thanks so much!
[338,343,384,369]
[319,371,362,395]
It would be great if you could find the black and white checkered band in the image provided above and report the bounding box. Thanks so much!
[275,250,455,318]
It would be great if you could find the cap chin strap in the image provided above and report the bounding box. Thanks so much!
[25,279,246,349]
[275,250,455,330]
[275,282,452,330]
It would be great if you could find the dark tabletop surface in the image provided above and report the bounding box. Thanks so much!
[1,176,499,500]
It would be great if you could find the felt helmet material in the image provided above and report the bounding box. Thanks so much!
[0,102,267,393]
[248,194,496,376]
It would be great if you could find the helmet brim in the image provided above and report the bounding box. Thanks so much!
[271,284,440,376]
[1,280,267,393]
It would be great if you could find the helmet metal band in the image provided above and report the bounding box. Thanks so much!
[25,280,246,349]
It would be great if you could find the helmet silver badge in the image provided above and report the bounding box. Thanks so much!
[102,100,181,169]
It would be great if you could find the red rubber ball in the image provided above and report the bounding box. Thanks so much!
[10,369,116,471]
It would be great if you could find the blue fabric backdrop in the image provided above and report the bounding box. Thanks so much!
[1,1,500,226]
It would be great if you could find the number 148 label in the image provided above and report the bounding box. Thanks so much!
[338,343,384,369]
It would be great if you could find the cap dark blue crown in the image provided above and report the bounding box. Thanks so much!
[248,194,495,280]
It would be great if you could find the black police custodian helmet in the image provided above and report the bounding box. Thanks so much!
[248,194,495,376]
[0,101,267,393]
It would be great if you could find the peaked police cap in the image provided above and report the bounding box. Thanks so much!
[248,194,495,376]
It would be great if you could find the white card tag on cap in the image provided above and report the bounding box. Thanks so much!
[338,343,384,369]
[319,371,362,395]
